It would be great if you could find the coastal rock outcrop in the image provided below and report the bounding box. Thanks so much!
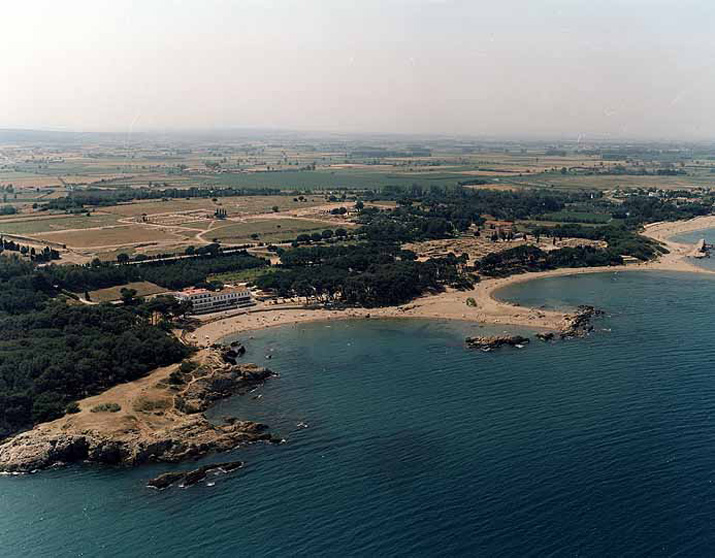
[219,342,246,365]
[175,362,272,414]
[560,305,604,338]
[466,305,604,351]
[466,335,530,350]
[0,413,273,474]
[0,350,278,473]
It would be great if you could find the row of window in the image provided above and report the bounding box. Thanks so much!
[188,292,250,301]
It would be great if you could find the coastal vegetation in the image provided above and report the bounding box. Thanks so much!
[256,243,472,307]
[45,249,267,292]
[475,245,623,277]
[1,179,713,438]
[0,255,191,438]
[253,185,710,300]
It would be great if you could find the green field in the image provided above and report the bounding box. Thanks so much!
[202,169,466,190]
[209,218,332,244]
[208,266,278,284]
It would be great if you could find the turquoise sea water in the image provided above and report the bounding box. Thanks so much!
[3,271,715,557]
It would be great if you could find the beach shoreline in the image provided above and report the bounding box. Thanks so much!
[194,214,715,344]
[3,215,714,474]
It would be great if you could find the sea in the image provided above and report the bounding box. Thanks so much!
[2,270,715,557]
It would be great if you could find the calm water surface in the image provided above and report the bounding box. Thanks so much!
[2,271,715,557]
[671,228,715,272]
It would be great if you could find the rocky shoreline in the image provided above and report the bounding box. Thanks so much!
[0,304,605,474]
[0,349,280,474]
[466,305,604,351]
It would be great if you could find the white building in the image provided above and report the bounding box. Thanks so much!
[174,287,254,315]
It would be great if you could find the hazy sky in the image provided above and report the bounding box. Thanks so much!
[1,0,714,139]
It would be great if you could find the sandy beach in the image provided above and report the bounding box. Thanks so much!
[194,215,715,344]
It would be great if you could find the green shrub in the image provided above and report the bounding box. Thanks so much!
[90,403,121,413]
[168,370,185,385]
[179,360,198,374]
[65,401,81,414]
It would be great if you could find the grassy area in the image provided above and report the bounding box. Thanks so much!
[209,266,278,284]
[0,213,120,235]
[85,281,167,302]
[176,220,215,230]
[208,218,331,244]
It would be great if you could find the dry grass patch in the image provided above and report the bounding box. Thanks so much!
[86,281,167,302]
[209,218,330,244]
[35,225,183,247]
[100,195,326,219]
[133,396,171,413]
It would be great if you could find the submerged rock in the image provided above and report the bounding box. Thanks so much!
[147,460,245,490]
[535,332,556,342]
[465,335,531,350]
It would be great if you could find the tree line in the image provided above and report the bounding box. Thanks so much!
[41,186,285,211]
[255,243,472,307]
[0,237,61,263]
[43,249,267,293]
[475,245,623,277]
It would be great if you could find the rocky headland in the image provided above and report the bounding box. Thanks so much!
[0,349,278,474]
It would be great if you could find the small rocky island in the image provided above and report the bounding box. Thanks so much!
[0,348,278,473]
[466,335,530,350]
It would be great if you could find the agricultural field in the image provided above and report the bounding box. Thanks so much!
[505,170,715,191]
[2,131,714,265]
[4,132,715,199]
[177,220,215,230]
[99,195,326,219]
[0,213,120,235]
[36,225,184,248]
[208,218,333,244]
